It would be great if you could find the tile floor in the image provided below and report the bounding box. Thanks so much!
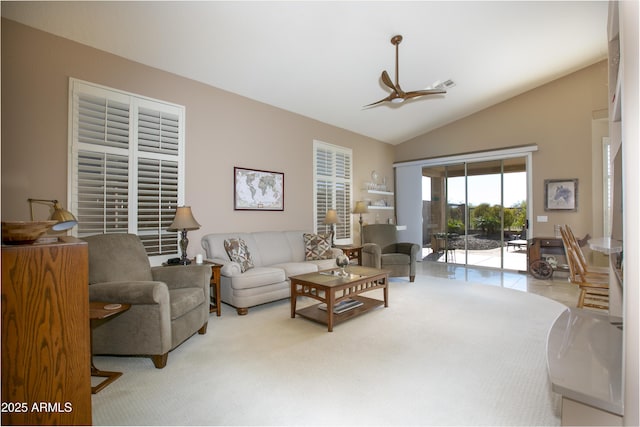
[418,258,582,308]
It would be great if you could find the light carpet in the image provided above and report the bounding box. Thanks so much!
[91,275,566,426]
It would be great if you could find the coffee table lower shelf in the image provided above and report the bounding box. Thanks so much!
[295,295,383,327]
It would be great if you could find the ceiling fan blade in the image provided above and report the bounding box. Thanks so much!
[403,88,447,100]
[381,70,396,91]
[363,94,394,108]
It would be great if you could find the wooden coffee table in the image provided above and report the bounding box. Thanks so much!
[290,266,389,332]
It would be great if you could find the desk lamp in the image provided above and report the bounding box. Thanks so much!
[28,198,78,231]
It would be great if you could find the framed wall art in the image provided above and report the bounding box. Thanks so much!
[544,178,578,212]
[234,167,284,211]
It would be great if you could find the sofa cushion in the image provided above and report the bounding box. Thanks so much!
[306,258,339,271]
[229,267,286,290]
[252,231,293,266]
[169,287,204,320]
[270,262,319,278]
[224,238,254,272]
[303,233,333,260]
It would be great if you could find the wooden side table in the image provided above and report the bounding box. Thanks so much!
[90,301,131,394]
[335,245,363,266]
[201,260,222,316]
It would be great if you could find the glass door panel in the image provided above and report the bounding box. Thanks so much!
[422,164,466,263]
[467,160,503,268]
[502,158,528,272]
[422,157,527,271]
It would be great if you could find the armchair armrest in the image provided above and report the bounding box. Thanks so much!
[362,243,381,256]
[151,264,211,290]
[361,243,382,269]
[89,281,170,305]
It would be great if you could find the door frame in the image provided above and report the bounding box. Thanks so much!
[394,145,538,263]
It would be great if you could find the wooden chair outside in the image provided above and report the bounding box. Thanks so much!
[559,226,609,310]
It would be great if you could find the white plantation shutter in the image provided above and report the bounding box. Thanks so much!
[137,107,180,155]
[334,151,352,241]
[313,141,352,244]
[137,158,179,255]
[77,151,129,234]
[70,79,185,259]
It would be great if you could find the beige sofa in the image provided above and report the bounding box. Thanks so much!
[201,231,342,315]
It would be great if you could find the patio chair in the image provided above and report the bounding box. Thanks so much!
[506,228,528,251]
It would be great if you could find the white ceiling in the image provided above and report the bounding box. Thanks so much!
[2,1,609,145]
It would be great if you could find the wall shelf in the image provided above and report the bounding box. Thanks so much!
[364,189,394,211]
[366,190,394,196]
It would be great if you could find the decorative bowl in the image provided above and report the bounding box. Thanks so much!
[1,221,57,245]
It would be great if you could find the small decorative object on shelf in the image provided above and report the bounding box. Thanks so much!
[336,254,350,276]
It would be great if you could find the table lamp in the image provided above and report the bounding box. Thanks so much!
[168,206,201,265]
[322,209,340,246]
[28,198,78,231]
[352,201,369,245]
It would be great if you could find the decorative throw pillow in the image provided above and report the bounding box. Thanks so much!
[224,238,254,273]
[303,233,333,261]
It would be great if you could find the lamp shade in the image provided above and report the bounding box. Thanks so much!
[28,198,78,231]
[322,209,340,224]
[50,202,78,231]
[168,206,201,231]
[352,201,369,214]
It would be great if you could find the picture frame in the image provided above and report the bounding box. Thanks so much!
[544,178,578,211]
[234,167,284,211]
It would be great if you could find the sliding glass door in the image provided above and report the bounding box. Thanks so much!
[422,157,527,271]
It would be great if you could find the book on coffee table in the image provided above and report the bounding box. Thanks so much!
[318,298,364,314]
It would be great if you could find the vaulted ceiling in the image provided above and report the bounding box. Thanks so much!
[1,1,609,144]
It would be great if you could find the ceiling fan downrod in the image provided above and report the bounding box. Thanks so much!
[391,35,403,94]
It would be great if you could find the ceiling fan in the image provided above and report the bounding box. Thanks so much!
[365,35,449,107]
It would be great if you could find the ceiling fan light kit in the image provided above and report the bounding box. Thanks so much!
[365,34,449,108]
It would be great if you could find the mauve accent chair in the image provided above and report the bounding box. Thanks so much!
[361,224,420,282]
[83,233,211,368]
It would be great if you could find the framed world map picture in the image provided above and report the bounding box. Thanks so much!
[234,167,284,211]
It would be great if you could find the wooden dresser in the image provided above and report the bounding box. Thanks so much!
[2,237,92,425]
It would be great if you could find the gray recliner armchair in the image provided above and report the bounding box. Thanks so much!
[361,224,420,282]
[83,233,211,369]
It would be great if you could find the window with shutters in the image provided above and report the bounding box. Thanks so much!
[313,141,353,245]
[69,78,185,260]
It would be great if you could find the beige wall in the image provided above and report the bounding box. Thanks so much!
[395,61,609,239]
[1,19,394,256]
[1,19,609,248]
